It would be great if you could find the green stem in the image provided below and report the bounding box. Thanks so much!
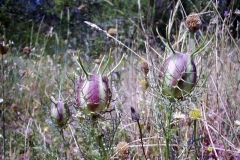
[166,26,175,55]
[101,49,112,75]
[107,53,125,77]
[189,32,195,54]
[1,54,5,160]
[165,113,170,160]
[92,120,107,159]
[137,121,147,160]
[193,120,198,158]
[77,51,89,80]
[97,134,107,159]
[60,129,67,160]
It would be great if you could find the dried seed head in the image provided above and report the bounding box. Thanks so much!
[23,47,31,56]
[116,142,130,158]
[141,61,149,76]
[11,103,18,112]
[130,106,140,121]
[0,42,9,55]
[186,13,202,33]
[107,28,117,36]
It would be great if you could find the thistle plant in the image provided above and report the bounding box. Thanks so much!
[73,50,124,159]
[0,41,10,160]
[50,96,71,159]
[155,2,211,159]
[75,49,125,116]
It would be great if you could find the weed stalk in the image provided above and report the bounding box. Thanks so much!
[1,54,5,160]
[60,128,67,160]
[193,119,198,158]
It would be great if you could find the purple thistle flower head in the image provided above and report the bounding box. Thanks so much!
[50,99,70,127]
[159,51,197,98]
[76,74,112,114]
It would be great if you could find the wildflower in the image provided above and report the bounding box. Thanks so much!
[116,142,130,159]
[173,112,186,119]
[44,126,49,132]
[76,74,112,114]
[234,120,240,126]
[186,12,202,33]
[207,147,212,153]
[189,108,201,119]
[0,98,3,103]
[50,98,70,127]
[159,51,197,98]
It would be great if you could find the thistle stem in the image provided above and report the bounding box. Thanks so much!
[165,113,170,160]
[193,119,198,158]
[189,32,195,54]
[92,119,107,159]
[136,120,147,160]
[60,128,67,160]
[1,54,5,160]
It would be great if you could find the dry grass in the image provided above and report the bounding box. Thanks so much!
[1,1,240,160]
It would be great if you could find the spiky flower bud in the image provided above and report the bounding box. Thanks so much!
[76,74,111,114]
[186,13,202,33]
[50,100,70,127]
[159,51,197,98]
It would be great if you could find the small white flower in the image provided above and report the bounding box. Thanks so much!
[173,112,186,119]
[0,98,3,103]
[234,120,240,126]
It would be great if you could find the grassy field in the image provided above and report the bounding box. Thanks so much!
[1,1,240,160]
